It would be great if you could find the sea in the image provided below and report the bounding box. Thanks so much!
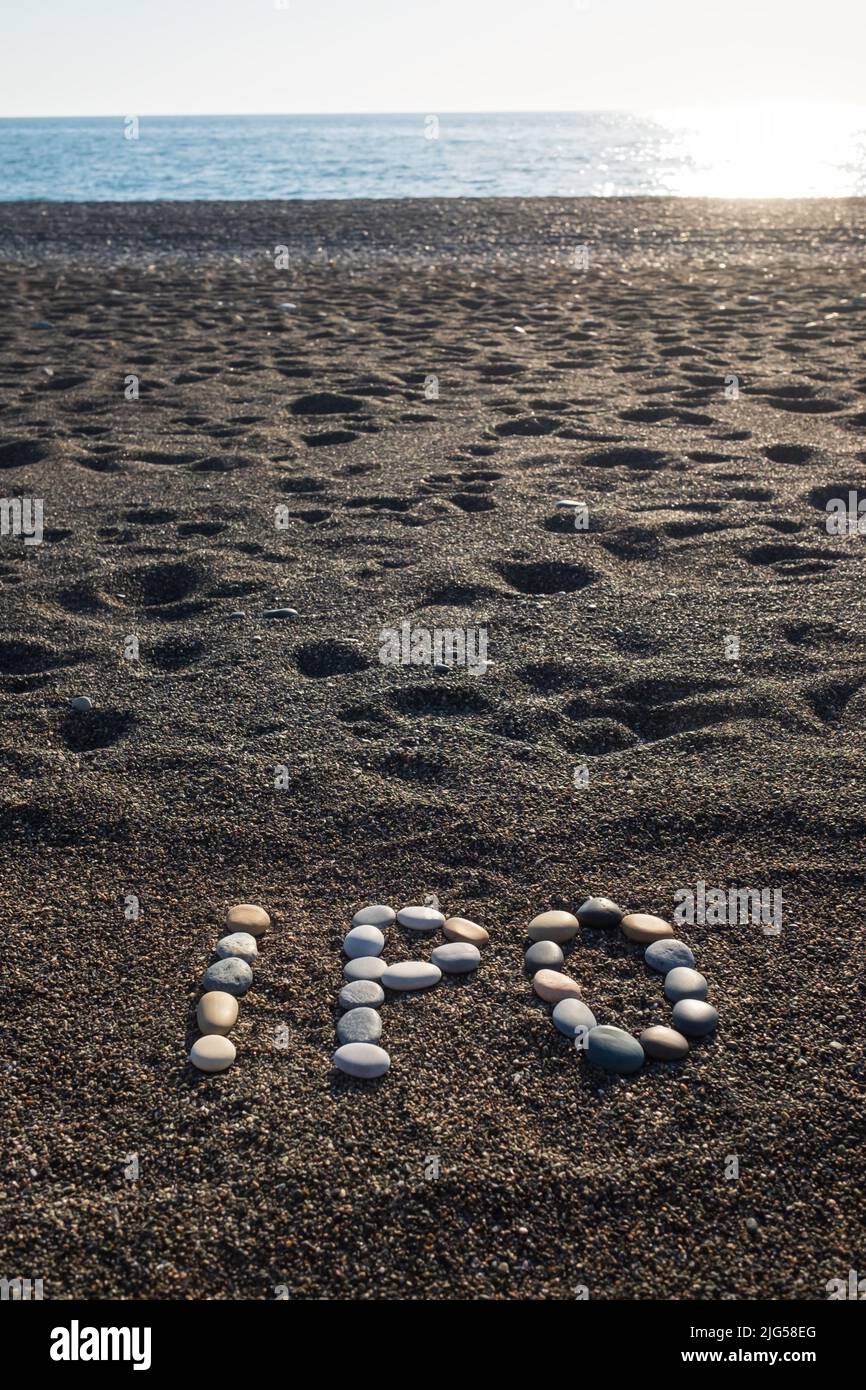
[1,109,865,201]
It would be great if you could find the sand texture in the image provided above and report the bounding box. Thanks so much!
[0,199,864,1300]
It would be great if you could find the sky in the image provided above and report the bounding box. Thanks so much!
[1,0,864,117]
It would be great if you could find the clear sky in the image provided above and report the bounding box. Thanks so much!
[1,0,863,117]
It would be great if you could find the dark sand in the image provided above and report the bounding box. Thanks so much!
[0,199,864,1300]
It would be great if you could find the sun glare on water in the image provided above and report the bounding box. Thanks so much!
[654,103,866,197]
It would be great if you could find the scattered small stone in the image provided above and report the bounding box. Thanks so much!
[336,1007,383,1045]
[201,958,253,997]
[532,969,581,1003]
[620,912,674,944]
[664,967,709,1003]
[215,931,258,964]
[228,611,245,621]
[333,1042,390,1078]
[443,915,489,945]
[343,924,385,959]
[745,1217,759,1234]
[639,1025,689,1060]
[381,960,442,991]
[352,904,396,928]
[430,942,481,974]
[190,1035,237,1073]
[555,498,587,509]
[339,979,385,1010]
[672,999,718,1036]
[552,998,597,1039]
[396,904,445,932]
[527,910,579,943]
[343,955,388,982]
[576,896,623,929]
[68,696,93,712]
[196,991,239,1036]
[586,1025,644,1074]
[263,608,299,619]
[525,940,564,972]
[644,938,695,973]
[226,903,270,937]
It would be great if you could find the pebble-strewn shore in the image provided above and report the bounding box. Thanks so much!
[2,199,864,1300]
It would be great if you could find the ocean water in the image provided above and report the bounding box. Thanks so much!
[1,109,865,201]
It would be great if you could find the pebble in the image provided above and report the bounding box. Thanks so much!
[555,498,587,509]
[196,991,239,1036]
[443,915,489,945]
[644,938,695,973]
[343,955,388,982]
[263,608,299,619]
[228,611,245,621]
[225,903,270,937]
[339,979,385,1010]
[664,967,709,1003]
[343,924,385,959]
[381,961,442,991]
[430,942,481,974]
[215,931,258,964]
[524,940,564,972]
[620,912,674,945]
[672,999,718,1036]
[527,910,579,943]
[396,905,445,932]
[201,958,253,997]
[586,1025,645,1074]
[532,969,581,1003]
[351,904,396,928]
[552,998,597,1039]
[189,1035,237,1073]
[336,1007,382,1045]
[576,896,623,929]
[333,1042,390,1078]
[69,695,93,712]
[639,1025,689,1060]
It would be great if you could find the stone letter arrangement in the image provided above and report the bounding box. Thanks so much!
[527,896,718,1073]
[334,904,489,1078]
[188,904,271,1072]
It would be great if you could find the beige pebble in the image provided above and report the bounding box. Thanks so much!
[196,990,239,1036]
[443,915,489,945]
[620,912,674,944]
[639,1025,689,1060]
[532,968,581,1003]
[527,910,579,943]
[226,903,270,937]
[189,1034,237,1073]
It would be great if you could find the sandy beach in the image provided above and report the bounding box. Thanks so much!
[1,197,864,1301]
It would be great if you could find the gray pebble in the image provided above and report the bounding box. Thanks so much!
[228,611,246,621]
[333,1042,390,1079]
[343,924,385,959]
[336,1007,382,1045]
[664,967,709,1003]
[586,1024,645,1074]
[263,608,299,619]
[201,957,253,997]
[215,931,258,964]
[552,998,597,1040]
[339,980,385,1010]
[645,938,695,973]
[525,940,564,972]
[430,942,481,974]
[352,904,396,928]
[672,999,719,1036]
[343,955,388,982]
[69,696,93,712]
[381,961,441,991]
[576,895,623,929]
